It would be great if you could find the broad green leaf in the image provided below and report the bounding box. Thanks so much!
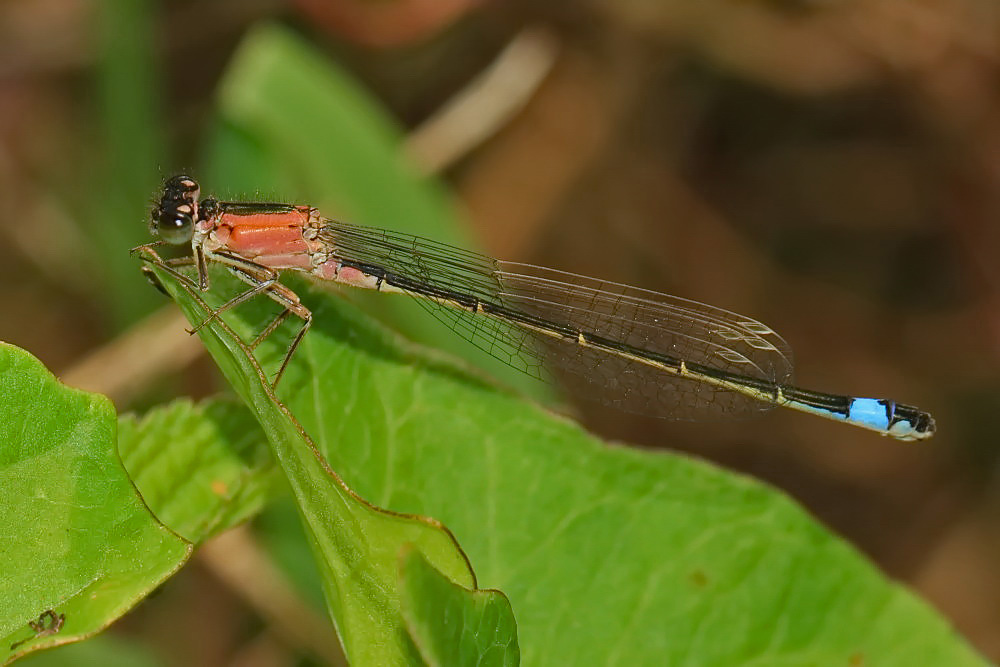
[280,288,983,666]
[140,251,982,666]
[200,22,551,406]
[0,344,190,663]
[400,546,519,667]
[140,258,481,666]
[255,495,328,611]
[117,398,282,543]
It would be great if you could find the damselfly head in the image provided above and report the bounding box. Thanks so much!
[151,175,201,245]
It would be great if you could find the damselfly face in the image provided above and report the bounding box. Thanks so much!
[151,175,201,245]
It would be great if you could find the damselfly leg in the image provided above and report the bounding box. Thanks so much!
[134,242,312,385]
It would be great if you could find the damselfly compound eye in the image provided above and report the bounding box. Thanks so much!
[157,209,193,244]
[150,174,200,242]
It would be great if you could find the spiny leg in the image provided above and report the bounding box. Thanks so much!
[208,258,312,387]
[140,248,311,387]
[270,309,312,387]
[137,252,201,291]
[251,308,296,350]
[231,282,312,387]
[134,243,203,293]
[181,250,292,333]
[187,272,281,334]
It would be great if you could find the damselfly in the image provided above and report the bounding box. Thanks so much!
[137,175,935,441]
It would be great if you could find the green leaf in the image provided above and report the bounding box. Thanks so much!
[140,251,983,665]
[200,23,551,406]
[284,293,984,666]
[140,259,480,666]
[0,343,190,662]
[117,398,282,543]
[400,546,519,667]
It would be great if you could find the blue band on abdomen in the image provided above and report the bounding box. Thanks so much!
[846,398,891,430]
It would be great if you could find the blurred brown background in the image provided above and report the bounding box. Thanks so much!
[1,0,998,663]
